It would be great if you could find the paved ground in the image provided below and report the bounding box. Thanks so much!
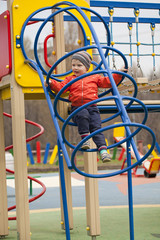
[7,169,160,209]
[6,169,160,239]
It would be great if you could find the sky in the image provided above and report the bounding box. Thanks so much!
[1,0,160,76]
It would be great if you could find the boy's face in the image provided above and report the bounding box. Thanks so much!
[72,59,88,77]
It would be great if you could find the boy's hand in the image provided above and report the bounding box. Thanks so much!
[44,80,51,87]
[44,80,48,87]
[119,67,128,73]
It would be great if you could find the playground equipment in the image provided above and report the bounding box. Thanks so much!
[27,141,55,165]
[49,144,58,164]
[6,168,46,221]
[113,123,160,178]
[3,112,46,220]
[0,1,160,240]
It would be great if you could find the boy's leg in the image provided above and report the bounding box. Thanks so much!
[88,106,111,162]
[71,106,90,134]
[71,106,90,149]
[88,106,106,148]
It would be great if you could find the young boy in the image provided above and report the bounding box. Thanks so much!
[46,51,126,162]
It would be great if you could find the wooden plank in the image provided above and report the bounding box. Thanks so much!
[0,92,9,237]
[10,82,31,240]
[8,0,31,238]
[84,141,100,237]
[53,11,73,230]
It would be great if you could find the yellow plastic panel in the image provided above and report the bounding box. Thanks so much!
[12,0,91,87]
[1,87,11,100]
[150,158,160,172]
[113,122,125,138]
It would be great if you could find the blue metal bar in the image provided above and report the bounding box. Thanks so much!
[98,105,160,113]
[74,4,141,161]
[28,17,53,22]
[90,1,160,10]
[64,16,160,24]
[27,143,34,165]
[71,122,156,178]
[21,6,88,77]
[24,59,72,169]
[58,140,70,240]
[33,6,88,76]
[43,2,144,163]
[43,142,50,164]
[62,95,148,153]
[126,138,134,240]
[108,42,160,46]
[46,44,128,98]
[156,142,160,154]
[52,68,129,124]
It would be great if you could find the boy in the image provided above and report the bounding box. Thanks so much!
[46,51,126,162]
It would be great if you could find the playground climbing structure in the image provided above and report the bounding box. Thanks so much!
[0,1,160,240]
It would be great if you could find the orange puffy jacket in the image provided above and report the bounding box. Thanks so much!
[50,73,122,106]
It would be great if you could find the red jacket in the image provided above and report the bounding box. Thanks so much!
[50,73,122,106]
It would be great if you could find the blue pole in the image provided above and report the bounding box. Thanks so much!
[27,143,34,165]
[58,140,70,240]
[126,137,134,240]
[24,59,72,169]
[43,142,50,164]
[155,142,160,154]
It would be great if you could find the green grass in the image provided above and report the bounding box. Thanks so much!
[27,154,123,172]
[27,150,139,173]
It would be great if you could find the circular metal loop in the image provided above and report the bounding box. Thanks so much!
[61,95,148,151]
[71,122,156,178]
[20,2,155,181]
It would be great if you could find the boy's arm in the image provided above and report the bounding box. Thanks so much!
[46,76,71,93]
[97,68,128,88]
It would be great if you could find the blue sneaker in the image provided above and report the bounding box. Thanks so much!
[100,149,111,163]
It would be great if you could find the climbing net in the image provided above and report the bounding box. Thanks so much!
[90,1,160,93]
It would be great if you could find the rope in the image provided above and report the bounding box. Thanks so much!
[150,23,157,80]
[108,7,117,70]
[128,22,133,76]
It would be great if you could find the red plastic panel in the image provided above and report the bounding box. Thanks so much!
[0,10,12,80]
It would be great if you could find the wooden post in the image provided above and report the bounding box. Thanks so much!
[10,82,31,240]
[54,11,73,230]
[8,0,31,239]
[0,92,9,237]
[84,141,100,237]
[78,0,101,237]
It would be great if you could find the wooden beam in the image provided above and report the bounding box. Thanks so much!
[84,141,100,237]
[53,10,73,230]
[0,92,9,237]
[8,0,31,239]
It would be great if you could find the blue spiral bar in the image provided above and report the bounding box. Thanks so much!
[33,6,89,76]
[71,122,155,178]
[21,6,87,76]
[46,44,129,100]
[24,59,72,169]
[61,96,148,152]
[22,1,156,175]
[126,138,134,240]
[58,140,70,240]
